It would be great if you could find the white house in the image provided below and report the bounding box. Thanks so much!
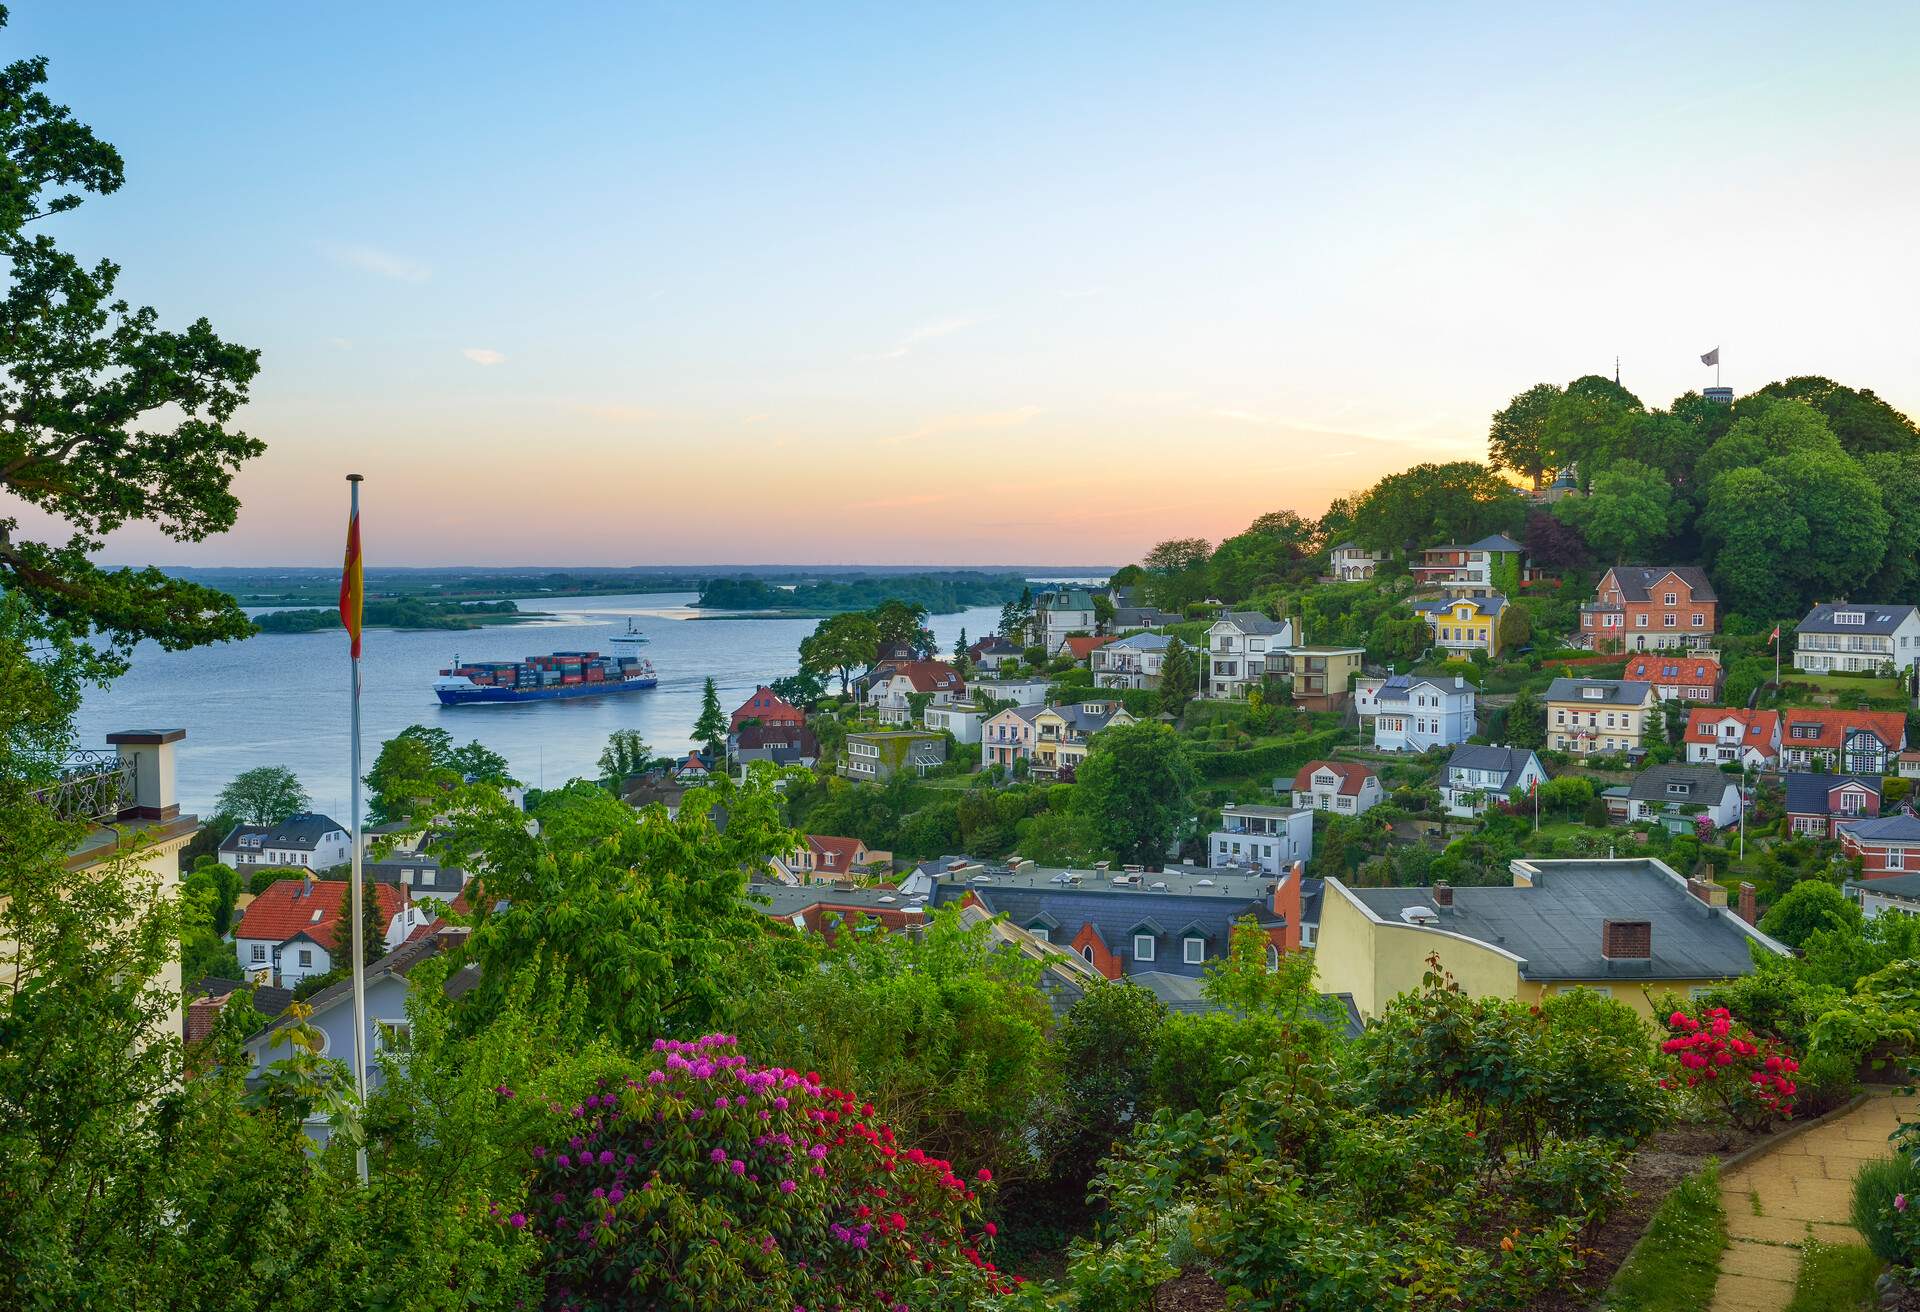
[1328,543,1386,581]
[1845,873,1920,921]
[1623,764,1743,830]
[218,813,352,872]
[1438,745,1547,818]
[1091,632,1173,691]
[864,660,966,725]
[1355,674,1476,752]
[1794,602,1920,677]
[1036,589,1099,650]
[230,875,411,988]
[1208,804,1314,875]
[1683,709,1780,770]
[970,678,1052,707]
[924,702,986,745]
[1290,760,1383,815]
[1205,612,1296,699]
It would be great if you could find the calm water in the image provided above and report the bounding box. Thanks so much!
[73,592,1007,819]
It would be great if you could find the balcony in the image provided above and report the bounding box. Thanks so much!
[31,750,134,823]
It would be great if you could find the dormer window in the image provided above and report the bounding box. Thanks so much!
[1666,783,1690,796]
[1582,687,1603,700]
[1133,934,1156,962]
[1183,936,1206,965]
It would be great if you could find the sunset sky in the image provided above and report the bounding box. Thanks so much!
[14,2,1920,567]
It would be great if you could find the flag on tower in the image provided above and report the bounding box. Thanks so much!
[339,498,364,658]
[1700,347,1720,366]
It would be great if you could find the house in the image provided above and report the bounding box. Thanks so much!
[967,635,1023,672]
[1035,589,1099,649]
[1544,678,1656,757]
[841,730,947,782]
[733,723,821,770]
[1838,814,1920,880]
[970,677,1051,707]
[241,927,479,1146]
[1783,773,1882,837]
[1091,631,1173,691]
[923,702,986,745]
[1328,542,1386,581]
[1844,872,1920,920]
[864,660,966,726]
[1205,612,1296,699]
[230,875,409,988]
[1901,752,1920,781]
[1683,709,1780,770]
[1578,566,1718,653]
[673,750,712,780]
[1268,645,1366,711]
[730,685,805,733]
[1622,764,1743,830]
[218,813,352,872]
[1408,535,1528,597]
[1412,593,1508,658]
[1356,673,1476,752]
[1793,603,1920,677]
[1031,700,1136,779]
[1057,634,1115,663]
[1780,709,1907,774]
[1438,745,1547,818]
[1209,803,1315,875]
[1314,858,1788,1022]
[981,704,1042,772]
[367,852,467,903]
[782,834,889,882]
[1623,653,1724,703]
[1291,760,1382,815]
[748,882,929,939]
[1111,604,1183,630]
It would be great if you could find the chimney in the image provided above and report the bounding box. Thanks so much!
[1738,881,1757,925]
[301,873,313,899]
[1686,877,1729,908]
[1454,675,1465,689]
[105,729,186,821]
[1601,919,1652,961]
[1272,861,1304,953]
[1432,882,1454,910]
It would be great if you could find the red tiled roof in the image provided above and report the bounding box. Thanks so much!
[807,835,867,873]
[883,661,965,693]
[1782,709,1908,752]
[1624,656,1723,688]
[232,879,405,953]
[1683,708,1779,747]
[1292,759,1377,796]
[731,685,805,731]
[1064,636,1115,660]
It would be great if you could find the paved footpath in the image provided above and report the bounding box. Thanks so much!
[1709,1091,1918,1311]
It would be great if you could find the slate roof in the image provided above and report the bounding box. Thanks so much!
[220,812,346,853]
[1105,632,1173,653]
[1042,590,1096,611]
[1683,709,1779,748]
[1544,677,1654,707]
[1468,534,1526,553]
[1783,773,1882,815]
[1413,594,1507,620]
[1836,814,1920,843]
[248,928,478,1042]
[1112,607,1181,628]
[367,855,466,897]
[1797,602,1920,635]
[189,976,293,1022]
[1293,760,1377,796]
[937,884,1277,980]
[748,884,923,919]
[1625,764,1739,804]
[1602,566,1718,604]
[1214,610,1288,636]
[232,878,405,952]
[1369,673,1472,707]
[1042,701,1129,735]
[937,864,1276,898]
[1339,859,1784,982]
[1847,873,1920,900]
[1443,745,1542,792]
[1782,709,1908,752]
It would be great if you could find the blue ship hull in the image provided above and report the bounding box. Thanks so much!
[436,677,657,706]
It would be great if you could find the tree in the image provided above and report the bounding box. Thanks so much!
[447,740,513,784]
[1758,879,1861,949]
[769,668,826,710]
[598,728,653,782]
[1208,510,1317,602]
[799,611,879,694]
[1039,981,1167,1195]
[1091,592,1116,635]
[1700,465,1805,616]
[1522,506,1590,572]
[363,725,452,825]
[1140,537,1213,611]
[869,598,933,657]
[336,871,386,968]
[1744,376,1919,458]
[999,587,1035,645]
[1350,461,1525,554]
[215,765,310,825]
[1073,723,1197,866]
[1554,458,1673,562]
[693,676,727,760]
[1488,382,1563,488]
[1159,637,1197,710]
[1504,687,1545,749]
[1541,374,1643,477]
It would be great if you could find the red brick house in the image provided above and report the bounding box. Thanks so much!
[1579,566,1718,653]
[1780,709,1908,774]
[1839,814,1920,879]
[1784,773,1882,838]
[1623,654,1723,703]
[731,685,805,732]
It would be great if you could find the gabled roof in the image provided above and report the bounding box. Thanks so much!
[1041,589,1096,610]
[969,635,1021,657]
[1443,745,1542,793]
[1783,772,1882,815]
[1211,610,1288,636]
[1683,708,1779,747]
[1601,565,1718,604]
[1625,764,1738,803]
[248,929,477,1042]
[1782,709,1908,752]
[731,685,804,729]
[1624,655,1723,688]
[220,813,345,853]
[232,878,405,952]
[806,834,868,872]
[1293,759,1377,796]
[880,660,966,693]
[1104,632,1172,652]
[1368,673,1472,706]
[1797,603,1920,636]
[1544,677,1654,707]
[736,724,821,753]
[1413,594,1506,620]
[1467,533,1526,553]
[1063,635,1114,660]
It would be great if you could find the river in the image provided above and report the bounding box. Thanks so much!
[71,591,1013,819]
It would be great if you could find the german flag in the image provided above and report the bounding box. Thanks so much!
[340,490,364,659]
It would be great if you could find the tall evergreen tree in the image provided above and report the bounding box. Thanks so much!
[693,676,728,760]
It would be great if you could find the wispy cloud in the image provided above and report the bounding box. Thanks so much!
[320,241,431,284]
[860,314,988,361]
[462,348,507,366]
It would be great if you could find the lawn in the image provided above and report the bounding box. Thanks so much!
[1602,1161,1726,1312]
[1777,673,1907,703]
[1784,1240,1881,1311]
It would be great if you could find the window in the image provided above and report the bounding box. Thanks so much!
[1133,934,1156,962]
[375,1020,412,1053]
[1664,592,1677,606]
[1889,850,1906,871]
[250,944,266,963]
[1030,926,1050,942]
[1691,613,1704,627]
[1266,944,1279,972]
[1635,614,1648,628]
[1664,615,1677,628]
[1081,945,1095,963]
[1184,937,1206,964]
[297,948,313,967]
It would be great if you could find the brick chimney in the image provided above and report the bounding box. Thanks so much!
[1271,861,1304,953]
[105,729,185,821]
[1432,882,1454,911]
[1685,877,1729,908]
[1601,919,1652,961]
[1738,881,1757,926]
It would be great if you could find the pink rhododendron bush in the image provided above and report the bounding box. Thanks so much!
[494,1034,1017,1312]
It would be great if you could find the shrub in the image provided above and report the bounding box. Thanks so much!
[1508,1136,1627,1227]
[1658,1006,1799,1129]
[500,1035,1016,1310]
[1851,1152,1920,1268]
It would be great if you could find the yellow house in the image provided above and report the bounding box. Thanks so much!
[1032,700,1135,778]
[1313,856,1788,1023]
[1414,593,1507,658]
[1543,677,1656,757]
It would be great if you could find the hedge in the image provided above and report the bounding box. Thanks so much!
[1192,729,1343,780]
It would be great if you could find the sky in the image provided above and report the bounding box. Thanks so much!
[10,2,1920,567]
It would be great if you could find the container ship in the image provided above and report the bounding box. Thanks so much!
[433,650,657,705]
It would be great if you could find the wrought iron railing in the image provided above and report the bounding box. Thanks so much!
[30,751,133,823]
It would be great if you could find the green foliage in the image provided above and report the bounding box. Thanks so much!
[1349,460,1526,554]
[1488,382,1562,488]
[1141,537,1214,611]
[336,871,387,968]
[1190,729,1341,782]
[798,610,880,693]
[1601,1162,1727,1312]
[768,667,826,710]
[1851,1152,1920,1268]
[1504,687,1545,749]
[696,571,1024,615]
[1783,1240,1885,1312]
[365,723,514,825]
[1554,458,1673,562]
[1158,636,1197,710]
[1073,722,1198,865]
[598,727,654,782]
[252,596,521,632]
[1209,510,1318,602]
[215,766,311,826]
[1760,879,1861,948]
[1039,982,1169,1197]
[692,676,727,758]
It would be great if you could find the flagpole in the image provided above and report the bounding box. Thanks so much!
[346,472,369,1187]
